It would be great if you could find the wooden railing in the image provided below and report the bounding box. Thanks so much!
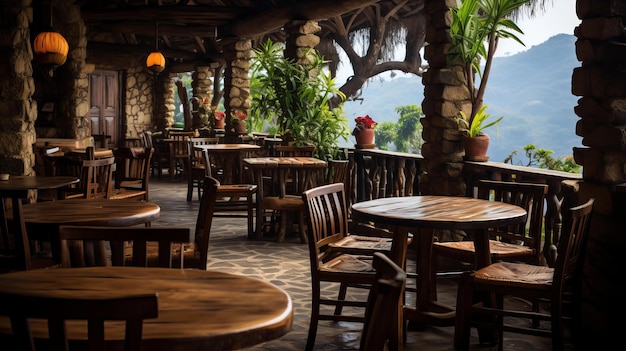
[348,149,583,267]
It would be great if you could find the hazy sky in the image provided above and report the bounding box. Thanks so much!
[497,0,579,57]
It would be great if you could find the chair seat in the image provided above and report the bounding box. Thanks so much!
[320,253,374,273]
[434,239,535,259]
[329,235,393,255]
[262,195,305,210]
[474,261,554,287]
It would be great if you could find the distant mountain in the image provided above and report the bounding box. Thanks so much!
[343,33,581,163]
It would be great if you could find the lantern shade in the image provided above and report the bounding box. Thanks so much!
[146,51,165,73]
[33,31,69,67]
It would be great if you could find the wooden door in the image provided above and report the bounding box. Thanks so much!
[89,70,119,147]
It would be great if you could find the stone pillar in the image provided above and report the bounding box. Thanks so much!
[0,0,36,176]
[158,73,176,130]
[192,65,214,128]
[223,39,251,142]
[420,0,467,198]
[54,0,89,140]
[125,65,157,134]
[571,0,626,348]
[284,20,321,65]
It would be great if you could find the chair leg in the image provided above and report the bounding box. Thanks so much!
[298,210,307,244]
[306,282,321,351]
[277,211,287,242]
[247,191,255,240]
[186,177,193,202]
[333,282,348,318]
[454,273,473,350]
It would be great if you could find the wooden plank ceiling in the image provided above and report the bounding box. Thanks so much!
[45,0,422,72]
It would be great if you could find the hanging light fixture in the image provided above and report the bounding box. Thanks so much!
[146,20,165,74]
[33,0,69,70]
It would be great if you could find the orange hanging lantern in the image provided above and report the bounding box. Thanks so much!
[33,30,69,68]
[146,51,165,74]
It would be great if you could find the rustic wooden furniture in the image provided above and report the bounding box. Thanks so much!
[19,199,160,262]
[128,176,218,269]
[58,226,191,268]
[351,196,527,326]
[454,199,594,351]
[200,148,258,239]
[185,137,219,201]
[433,180,549,273]
[0,267,293,351]
[0,292,158,351]
[244,156,327,242]
[110,147,154,201]
[301,185,377,351]
[360,252,407,351]
[167,131,195,181]
[195,143,261,185]
[0,177,79,272]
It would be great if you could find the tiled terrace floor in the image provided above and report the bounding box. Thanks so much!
[148,177,554,350]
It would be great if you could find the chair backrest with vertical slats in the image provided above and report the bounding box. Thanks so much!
[0,292,158,351]
[82,156,115,199]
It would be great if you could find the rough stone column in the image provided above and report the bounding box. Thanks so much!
[125,65,157,134]
[571,0,626,348]
[420,0,467,197]
[222,39,251,142]
[284,20,321,65]
[158,73,175,130]
[54,0,88,140]
[0,0,36,176]
[191,65,214,128]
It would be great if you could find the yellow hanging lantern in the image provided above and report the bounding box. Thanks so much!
[33,31,69,67]
[146,51,165,74]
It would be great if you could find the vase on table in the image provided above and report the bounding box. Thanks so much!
[213,119,225,129]
[233,120,247,134]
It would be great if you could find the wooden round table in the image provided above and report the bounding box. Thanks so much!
[0,175,79,191]
[20,199,160,261]
[351,195,527,325]
[0,267,293,351]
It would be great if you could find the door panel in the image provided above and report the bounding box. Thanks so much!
[89,70,119,147]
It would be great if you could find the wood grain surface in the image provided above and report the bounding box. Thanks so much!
[0,267,293,351]
[0,176,79,191]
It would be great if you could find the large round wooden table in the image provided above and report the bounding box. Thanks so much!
[351,195,527,325]
[20,199,160,261]
[0,267,293,351]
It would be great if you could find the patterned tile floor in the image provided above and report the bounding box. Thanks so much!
[148,177,553,350]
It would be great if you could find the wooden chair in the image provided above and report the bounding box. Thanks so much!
[359,252,406,351]
[301,183,378,351]
[432,180,549,274]
[168,131,195,181]
[201,149,259,239]
[110,147,154,201]
[58,226,191,268]
[123,176,218,269]
[142,131,168,179]
[0,292,158,351]
[0,189,58,273]
[453,199,594,351]
[80,156,115,199]
[186,137,219,202]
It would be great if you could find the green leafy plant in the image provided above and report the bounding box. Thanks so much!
[250,39,350,159]
[459,104,502,138]
[449,0,527,135]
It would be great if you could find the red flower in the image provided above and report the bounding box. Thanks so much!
[214,111,225,121]
[353,115,376,133]
[232,111,248,121]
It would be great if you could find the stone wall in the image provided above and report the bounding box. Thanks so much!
[125,66,157,136]
[0,1,36,176]
[223,39,251,139]
[570,0,626,347]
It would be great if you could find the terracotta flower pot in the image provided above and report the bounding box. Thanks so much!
[214,119,225,129]
[233,120,247,134]
[354,127,375,146]
[462,133,490,161]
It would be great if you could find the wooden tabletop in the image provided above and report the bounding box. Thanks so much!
[0,267,293,351]
[22,199,160,227]
[0,176,79,191]
[243,156,327,169]
[351,195,527,230]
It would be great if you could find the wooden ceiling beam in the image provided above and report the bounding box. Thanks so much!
[102,23,217,38]
[225,0,380,37]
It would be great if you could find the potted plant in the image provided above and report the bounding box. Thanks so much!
[449,0,527,160]
[353,114,377,147]
[231,110,248,134]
